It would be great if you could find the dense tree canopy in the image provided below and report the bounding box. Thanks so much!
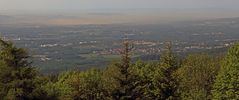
[0,38,238,100]
[212,43,239,99]
[176,54,221,100]
[0,39,41,99]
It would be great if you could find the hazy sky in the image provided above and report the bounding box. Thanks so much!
[0,0,239,11]
[0,0,239,24]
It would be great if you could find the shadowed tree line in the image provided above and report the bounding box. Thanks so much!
[0,38,238,100]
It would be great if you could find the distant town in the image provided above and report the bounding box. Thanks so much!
[1,17,239,72]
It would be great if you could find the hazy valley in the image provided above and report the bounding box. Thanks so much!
[0,16,239,73]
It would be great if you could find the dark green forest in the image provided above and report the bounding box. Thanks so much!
[0,38,238,100]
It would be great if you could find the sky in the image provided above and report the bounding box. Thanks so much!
[0,0,239,25]
[0,0,239,11]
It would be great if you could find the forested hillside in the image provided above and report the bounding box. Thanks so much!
[0,38,238,99]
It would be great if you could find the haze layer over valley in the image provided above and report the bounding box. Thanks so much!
[1,0,239,73]
[1,16,239,73]
[1,8,239,25]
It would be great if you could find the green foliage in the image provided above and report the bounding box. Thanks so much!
[212,43,239,100]
[129,61,159,99]
[108,42,180,100]
[177,54,220,100]
[68,69,109,100]
[0,39,38,99]
[110,40,140,100]
[44,69,109,100]
[155,42,179,100]
[102,62,121,99]
[0,39,54,99]
[43,71,74,100]
[1,38,238,100]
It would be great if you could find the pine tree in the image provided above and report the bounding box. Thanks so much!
[155,42,179,100]
[112,39,138,100]
[129,60,157,99]
[212,43,239,99]
[0,39,37,99]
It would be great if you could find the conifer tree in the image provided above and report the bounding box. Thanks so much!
[212,43,239,99]
[112,39,138,100]
[0,39,37,99]
[154,42,179,100]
